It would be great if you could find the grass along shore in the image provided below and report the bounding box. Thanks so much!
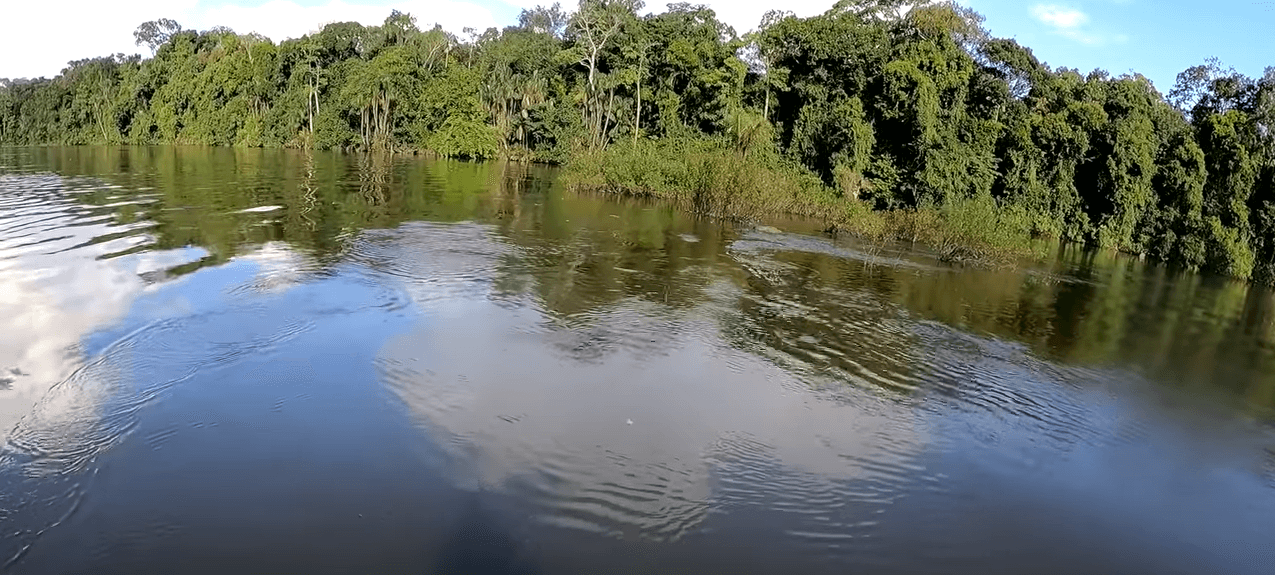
[562,138,1038,267]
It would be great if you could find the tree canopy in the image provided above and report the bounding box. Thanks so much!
[3,1,1275,280]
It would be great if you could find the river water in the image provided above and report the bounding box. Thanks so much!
[0,146,1272,574]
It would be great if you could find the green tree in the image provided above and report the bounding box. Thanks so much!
[134,19,183,53]
[5,5,1275,282]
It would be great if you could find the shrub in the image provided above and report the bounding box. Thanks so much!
[564,137,840,220]
[429,116,501,160]
[566,138,1036,266]
[1204,216,1255,278]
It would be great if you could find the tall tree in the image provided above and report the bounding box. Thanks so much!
[133,19,183,53]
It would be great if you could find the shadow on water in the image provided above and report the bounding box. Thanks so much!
[434,494,540,575]
[0,146,1272,574]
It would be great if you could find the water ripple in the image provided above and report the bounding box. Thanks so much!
[0,310,316,567]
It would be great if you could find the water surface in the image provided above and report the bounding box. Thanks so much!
[1,147,1273,574]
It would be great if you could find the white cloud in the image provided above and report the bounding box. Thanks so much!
[1030,3,1121,46]
[1031,4,1088,29]
[679,0,840,34]
[497,0,842,36]
[0,0,502,79]
[202,0,501,46]
[1,0,198,78]
[0,0,847,79]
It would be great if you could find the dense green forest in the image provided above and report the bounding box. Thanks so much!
[2,1,1274,280]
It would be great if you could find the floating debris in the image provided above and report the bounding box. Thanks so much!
[237,205,284,214]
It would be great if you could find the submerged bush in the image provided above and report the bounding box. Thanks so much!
[829,195,1034,265]
[567,136,1036,265]
[428,117,501,160]
[564,137,839,220]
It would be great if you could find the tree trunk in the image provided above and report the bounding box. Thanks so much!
[308,78,315,136]
[588,49,599,93]
[764,82,770,121]
[383,93,392,149]
[361,108,369,149]
[634,78,641,145]
[593,95,606,149]
[604,87,616,143]
[95,103,109,143]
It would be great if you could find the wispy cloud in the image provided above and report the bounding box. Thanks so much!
[1032,5,1089,29]
[1031,4,1124,46]
[0,0,502,79]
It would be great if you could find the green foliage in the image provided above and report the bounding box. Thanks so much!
[4,2,1275,279]
[429,116,501,159]
[1206,215,1255,278]
[563,137,1033,265]
[563,136,837,220]
[874,194,1035,264]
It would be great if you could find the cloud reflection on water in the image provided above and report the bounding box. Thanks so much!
[370,222,928,541]
[0,172,210,442]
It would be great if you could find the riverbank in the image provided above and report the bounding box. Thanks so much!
[563,139,1037,266]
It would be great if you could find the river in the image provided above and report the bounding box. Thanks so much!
[0,146,1272,574]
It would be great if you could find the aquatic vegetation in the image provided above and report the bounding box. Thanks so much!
[565,137,1034,265]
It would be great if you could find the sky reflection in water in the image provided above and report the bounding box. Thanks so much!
[0,146,1272,574]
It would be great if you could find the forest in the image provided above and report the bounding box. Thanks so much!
[1,0,1274,280]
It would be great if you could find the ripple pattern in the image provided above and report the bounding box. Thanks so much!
[0,149,1272,574]
[0,312,315,567]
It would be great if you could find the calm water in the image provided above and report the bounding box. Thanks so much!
[1,146,1273,574]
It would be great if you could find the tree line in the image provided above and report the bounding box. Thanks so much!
[2,1,1274,280]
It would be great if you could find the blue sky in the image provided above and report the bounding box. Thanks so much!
[968,0,1275,93]
[2,0,1272,94]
